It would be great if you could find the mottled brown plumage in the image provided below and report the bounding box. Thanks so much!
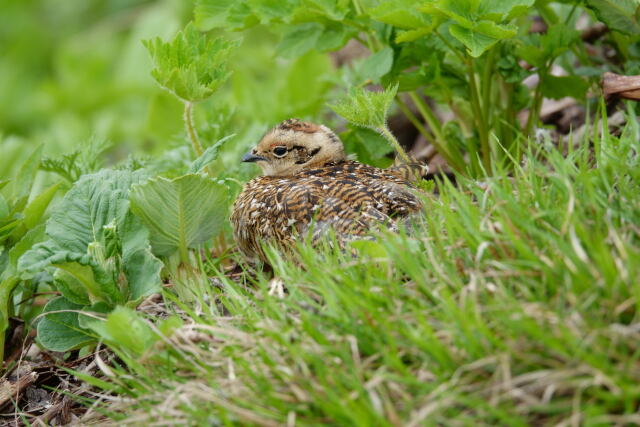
[231,119,424,262]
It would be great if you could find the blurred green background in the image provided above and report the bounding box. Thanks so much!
[0,0,337,179]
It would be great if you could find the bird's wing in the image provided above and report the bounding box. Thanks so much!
[281,180,392,242]
[366,179,423,217]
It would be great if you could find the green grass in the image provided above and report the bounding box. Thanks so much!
[81,114,640,425]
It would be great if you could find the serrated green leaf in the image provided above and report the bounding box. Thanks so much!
[517,24,580,67]
[276,22,324,58]
[585,0,640,35]
[129,174,229,258]
[143,23,235,102]
[450,21,516,57]
[329,84,399,129]
[369,0,432,29]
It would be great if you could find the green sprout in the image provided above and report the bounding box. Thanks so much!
[143,23,235,159]
[330,83,411,163]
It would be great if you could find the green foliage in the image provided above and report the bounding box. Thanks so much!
[330,84,410,162]
[194,0,639,176]
[0,146,61,363]
[422,0,534,57]
[36,297,105,352]
[129,174,229,262]
[584,0,640,35]
[188,134,235,173]
[2,1,640,422]
[143,23,235,103]
[86,122,640,425]
[330,84,398,130]
[40,138,112,184]
[88,307,156,357]
[18,169,162,351]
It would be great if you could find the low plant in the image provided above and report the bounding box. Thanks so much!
[79,110,640,425]
[195,0,640,176]
[143,23,236,164]
[0,146,61,364]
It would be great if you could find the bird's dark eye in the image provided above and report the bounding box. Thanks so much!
[273,146,287,157]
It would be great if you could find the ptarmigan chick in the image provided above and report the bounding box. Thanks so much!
[231,119,424,262]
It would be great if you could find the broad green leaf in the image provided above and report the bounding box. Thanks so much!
[21,182,61,230]
[360,47,394,83]
[87,307,156,357]
[46,170,145,254]
[449,21,516,57]
[129,174,229,257]
[53,268,92,306]
[17,169,157,305]
[517,24,580,67]
[189,134,236,173]
[276,23,324,58]
[396,28,433,43]
[8,224,45,270]
[369,0,432,29]
[194,0,236,30]
[303,0,350,21]
[540,75,590,100]
[120,212,163,302]
[11,145,43,201]
[477,0,535,21]
[36,296,96,352]
[54,261,121,305]
[585,0,640,35]
[329,84,399,129]
[315,24,354,52]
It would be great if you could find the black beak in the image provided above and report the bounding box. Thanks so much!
[241,152,266,163]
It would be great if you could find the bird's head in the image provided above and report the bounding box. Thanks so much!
[241,119,346,176]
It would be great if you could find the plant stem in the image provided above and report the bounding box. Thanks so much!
[350,0,379,52]
[379,125,411,164]
[0,276,20,367]
[183,101,204,157]
[481,48,496,131]
[408,92,464,172]
[395,96,435,146]
[466,58,491,172]
[525,72,545,138]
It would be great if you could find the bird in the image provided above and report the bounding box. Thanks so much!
[230,119,425,262]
